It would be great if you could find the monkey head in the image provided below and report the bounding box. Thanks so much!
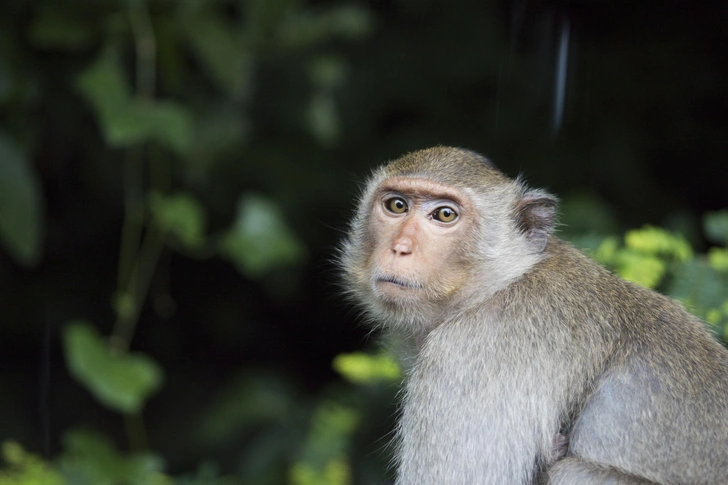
[341,146,557,332]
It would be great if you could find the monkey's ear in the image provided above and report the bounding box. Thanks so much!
[515,190,557,253]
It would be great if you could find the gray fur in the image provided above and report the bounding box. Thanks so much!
[340,147,728,485]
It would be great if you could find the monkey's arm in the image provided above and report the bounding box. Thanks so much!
[552,339,728,485]
[549,457,658,485]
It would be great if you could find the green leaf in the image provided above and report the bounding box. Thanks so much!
[218,195,306,279]
[76,53,194,153]
[591,236,620,266]
[176,461,242,485]
[58,430,168,485]
[624,225,692,261]
[668,259,728,319]
[704,210,728,245]
[615,250,666,289]
[0,133,44,266]
[708,247,728,272]
[149,192,207,249]
[332,352,401,384]
[290,459,350,485]
[131,101,194,154]
[0,442,65,485]
[298,402,359,466]
[183,13,252,97]
[76,51,130,116]
[307,92,339,146]
[62,322,164,414]
[291,402,359,485]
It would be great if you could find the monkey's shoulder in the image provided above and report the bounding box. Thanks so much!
[503,238,715,340]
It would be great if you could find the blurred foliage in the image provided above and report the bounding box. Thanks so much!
[332,352,401,385]
[562,213,728,340]
[0,0,727,484]
[0,442,64,485]
[0,134,44,266]
[63,321,164,415]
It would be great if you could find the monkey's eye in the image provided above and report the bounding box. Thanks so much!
[385,197,408,214]
[432,206,458,223]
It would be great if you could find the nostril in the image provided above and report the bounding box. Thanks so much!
[392,243,412,256]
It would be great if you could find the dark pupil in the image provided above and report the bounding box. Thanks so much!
[441,209,451,218]
[393,200,404,210]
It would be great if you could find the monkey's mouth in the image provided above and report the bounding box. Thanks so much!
[376,275,422,290]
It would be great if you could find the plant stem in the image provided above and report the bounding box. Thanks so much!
[125,413,149,451]
[130,0,156,101]
[111,0,163,353]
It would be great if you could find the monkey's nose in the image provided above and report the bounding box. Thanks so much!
[392,240,413,256]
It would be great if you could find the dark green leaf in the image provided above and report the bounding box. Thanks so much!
[307,92,339,145]
[76,51,130,117]
[668,259,728,318]
[149,192,207,248]
[59,429,167,485]
[183,13,252,97]
[0,133,44,266]
[218,195,306,279]
[197,370,298,447]
[704,210,728,245]
[77,53,194,153]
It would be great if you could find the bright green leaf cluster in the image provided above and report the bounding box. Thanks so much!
[708,247,728,272]
[218,195,306,279]
[332,352,402,384]
[624,226,692,262]
[0,442,65,485]
[615,252,666,289]
[62,322,164,414]
[596,226,692,288]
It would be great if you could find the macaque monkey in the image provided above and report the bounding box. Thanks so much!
[340,146,728,484]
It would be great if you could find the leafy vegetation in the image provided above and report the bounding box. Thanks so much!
[0,0,726,484]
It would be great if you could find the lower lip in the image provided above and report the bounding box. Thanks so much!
[377,279,417,289]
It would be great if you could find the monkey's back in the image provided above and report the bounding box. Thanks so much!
[515,238,728,483]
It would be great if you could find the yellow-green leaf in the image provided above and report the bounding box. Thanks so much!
[332,352,401,384]
[616,250,666,289]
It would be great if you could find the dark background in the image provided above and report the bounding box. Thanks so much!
[0,0,727,483]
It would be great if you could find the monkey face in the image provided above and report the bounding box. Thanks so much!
[340,147,556,330]
[364,176,475,309]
